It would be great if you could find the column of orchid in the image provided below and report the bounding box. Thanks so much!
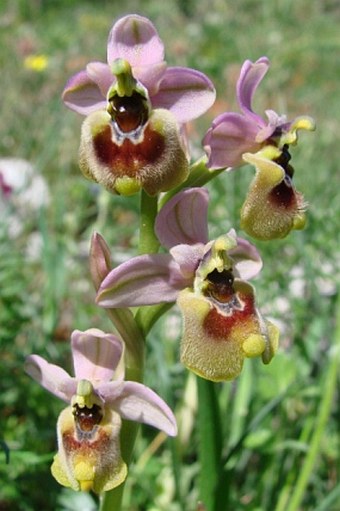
[25,14,314,511]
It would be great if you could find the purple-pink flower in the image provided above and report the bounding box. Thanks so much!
[63,14,215,124]
[95,188,278,381]
[25,328,177,492]
[96,188,262,308]
[63,15,216,196]
[203,56,314,169]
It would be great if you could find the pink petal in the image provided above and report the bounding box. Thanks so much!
[227,232,263,280]
[156,188,209,248]
[111,381,177,436]
[152,67,216,123]
[62,70,106,115]
[237,56,269,125]
[25,355,76,403]
[71,329,123,382]
[96,254,185,308]
[170,244,205,280]
[132,61,167,96]
[95,380,126,402]
[107,14,165,69]
[203,112,261,168]
[86,61,114,97]
[255,109,287,143]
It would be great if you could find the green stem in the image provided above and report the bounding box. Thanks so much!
[100,481,125,511]
[160,157,226,208]
[138,190,159,255]
[99,418,140,511]
[100,190,164,511]
[106,308,145,372]
[283,300,340,511]
[135,303,173,337]
[135,190,175,336]
[197,376,223,511]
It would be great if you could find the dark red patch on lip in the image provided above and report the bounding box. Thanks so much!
[269,144,297,209]
[93,124,165,178]
[203,291,255,340]
[269,178,296,209]
[62,427,111,453]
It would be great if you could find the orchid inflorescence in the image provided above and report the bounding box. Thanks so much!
[25,13,314,505]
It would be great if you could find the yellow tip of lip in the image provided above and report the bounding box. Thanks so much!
[79,480,94,492]
[115,176,141,196]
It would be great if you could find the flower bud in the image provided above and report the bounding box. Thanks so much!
[89,232,112,291]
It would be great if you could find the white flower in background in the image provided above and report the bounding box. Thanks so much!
[0,158,50,236]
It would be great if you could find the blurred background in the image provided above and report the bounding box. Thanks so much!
[0,0,339,510]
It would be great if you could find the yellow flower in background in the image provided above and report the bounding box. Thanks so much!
[24,54,48,72]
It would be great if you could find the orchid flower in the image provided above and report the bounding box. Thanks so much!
[203,56,314,169]
[63,14,215,123]
[96,188,279,381]
[25,329,177,493]
[203,56,315,239]
[62,14,215,196]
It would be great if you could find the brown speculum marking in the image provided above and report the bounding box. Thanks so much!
[93,124,165,177]
[205,268,235,303]
[108,91,149,133]
[204,268,244,315]
[203,288,254,340]
[269,144,296,209]
[73,404,103,433]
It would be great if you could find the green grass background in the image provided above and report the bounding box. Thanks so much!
[0,0,339,510]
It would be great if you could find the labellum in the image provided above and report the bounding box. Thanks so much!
[241,146,306,240]
[178,267,279,382]
[51,384,127,493]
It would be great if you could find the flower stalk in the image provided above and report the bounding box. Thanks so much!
[197,377,223,511]
[23,10,317,510]
[138,190,159,255]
